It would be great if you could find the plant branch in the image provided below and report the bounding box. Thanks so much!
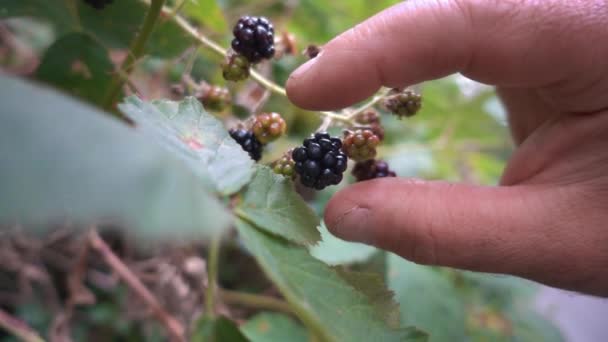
[219,289,293,315]
[346,87,391,120]
[205,235,221,318]
[88,229,185,342]
[0,309,45,342]
[103,0,166,111]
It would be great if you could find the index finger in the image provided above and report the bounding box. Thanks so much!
[286,0,604,110]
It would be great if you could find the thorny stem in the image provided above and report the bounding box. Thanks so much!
[0,309,45,342]
[103,0,166,112]
[219,289,293,315]
[205,235,221,318]
[88,229,185,342]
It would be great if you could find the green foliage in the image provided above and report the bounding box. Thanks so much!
[236,166,320,245]
[240,313,309,342]
[36,32,115,106]
[236,220,427,342]
[192,316,249,342]
[0,75,231,238]
[119,96,255,195]
[310,222,377,265]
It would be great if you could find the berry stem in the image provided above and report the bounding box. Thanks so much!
[103,0,166,112]
[346,87,391,120]
[219,289,293,315]
[205,234,221,318]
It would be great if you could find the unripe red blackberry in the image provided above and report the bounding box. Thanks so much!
[303,45,321,59]
[231,16,275,64]
[229,128,263,161]
[342,129,380,162]
[83,0,113,9]
[222,52,250,82]
[292,132,347,190]
[273,151,296,179]
[355,109,385,141]
[352,160,396,182]
[252,112,286,144]
[384,89,422,118]
[198,85,231,112]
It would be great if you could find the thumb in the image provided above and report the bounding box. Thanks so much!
[324,178,588,286]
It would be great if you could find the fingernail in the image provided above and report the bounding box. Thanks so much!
[327,206,375,243]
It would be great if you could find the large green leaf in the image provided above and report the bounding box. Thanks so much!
[36,32,114,106]
[236,166,320,246]
[0,0,193,58]
[183,0,228,34]
[240,313,309,342]
[236,220,427,342]
[119,96,255,195]
[192,316,248,342]
[0,75,231,239]
[387,254,467,342]
[310,222,376,265]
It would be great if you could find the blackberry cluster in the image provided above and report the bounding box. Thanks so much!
[355,109,385,141]
[83,0,113,9]
[222,53,250,82]
[232,16,275,64]
[252,112,286,144]
[352,160,396,182]
[198,85,231,112]
[342,129,380,162]
[292,132,348,190]
[384,89,422,118]
[229,129,263,161]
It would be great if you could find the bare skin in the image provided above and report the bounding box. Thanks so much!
[286,0,608,296]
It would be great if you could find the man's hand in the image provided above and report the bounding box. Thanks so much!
[286,0,608,296]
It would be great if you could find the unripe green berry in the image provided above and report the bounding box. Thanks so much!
[273,152,296,178]
[252,112,286,144]
[222,52,250,82]
[198,85,231,112]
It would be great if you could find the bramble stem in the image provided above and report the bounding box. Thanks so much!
[205,235,221,317]
[346,87,391,120]
[219,289,293,315]
[0,309,45,342]
[103,0,166,111]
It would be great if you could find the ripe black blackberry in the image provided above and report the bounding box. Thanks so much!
[292,132,348,190]
[83,0,113,9]
[231,16,275,64]
[229,129,263,161]
[352,160,396,182]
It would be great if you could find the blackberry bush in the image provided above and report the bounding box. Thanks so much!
[229,128,263,161]
[384,89,422,118]
[231,16,275,64]
[82,0,113,10]
[352,159,397,182]
[342,129,380,162]
[252,112,286,144]
[292,132,348,190]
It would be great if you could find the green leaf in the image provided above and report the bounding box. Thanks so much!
[192,316,248,342]
[310,222,376,265]
[236,166,320,246]
[36,32,114,106]
[183,0,227,34]
[240,313,309,342]
[119,96,255,195]
[387,254,467,342]
[236,220,427,342]
[0,74,231,239]
[1,0,193,58]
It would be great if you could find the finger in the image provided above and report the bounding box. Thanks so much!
[287,0,608,111]
[324,178,603,293]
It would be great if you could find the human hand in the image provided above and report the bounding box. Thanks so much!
[286,0,608,296]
